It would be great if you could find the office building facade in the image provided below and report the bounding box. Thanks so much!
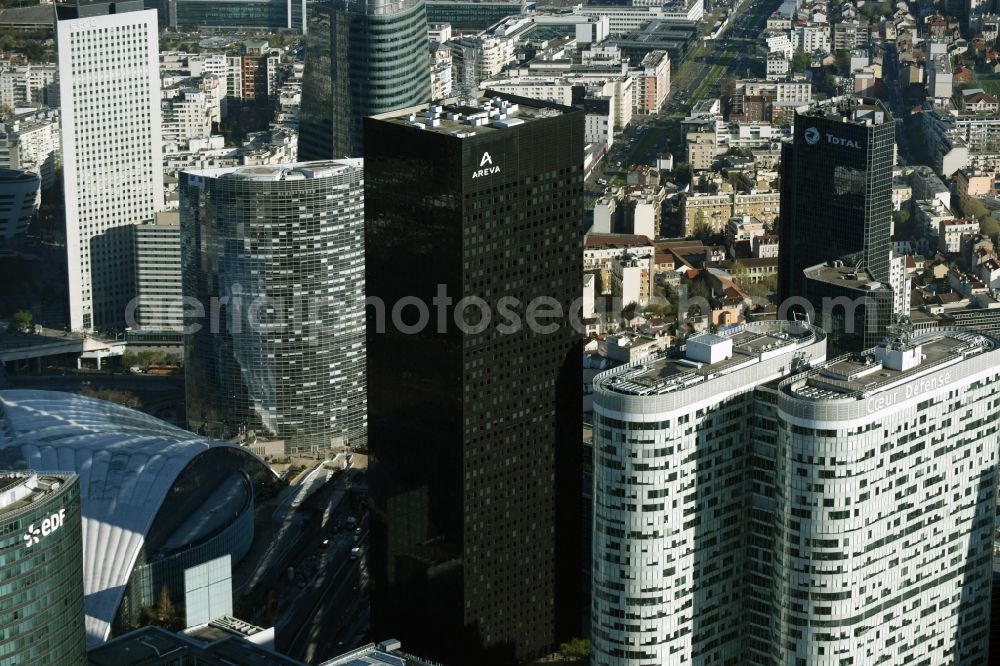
[591,323,1000,666]
[299,0,431,159]
[58,3,164,331]
[0,168,40,243]
[591,322,828,665]
[181,161,367,456]
[778,97,894,302]
[163,0,307,33]
[764,326,1000,664]
[0,472,86,664]
[365,96,584,664]
[129,211,183,346]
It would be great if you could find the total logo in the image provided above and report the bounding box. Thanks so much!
[23,508,67,549]
[471,151,501,179]
[804,126,862,149]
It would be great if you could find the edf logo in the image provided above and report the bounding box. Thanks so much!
[22,508,67,549]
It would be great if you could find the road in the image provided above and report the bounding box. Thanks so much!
[585,0,785,208]
[278,508,370,662]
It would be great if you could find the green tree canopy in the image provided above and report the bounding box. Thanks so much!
[981,216,1000,237]
[558,637,591,661]
[791,49,809,73]
[7,310,33,333]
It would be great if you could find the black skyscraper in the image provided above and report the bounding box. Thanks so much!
[364,96,584,665]
[778,97,894,302]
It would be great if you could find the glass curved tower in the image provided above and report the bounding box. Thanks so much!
[181,161,367,456]
[0,472,86,662]
[299,0,431,159]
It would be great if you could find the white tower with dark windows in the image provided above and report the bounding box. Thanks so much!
[58,2,163,331]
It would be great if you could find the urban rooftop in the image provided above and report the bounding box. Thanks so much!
[787,328,994,401]
[376,96,567,137]
[598,322,819,397]
[797,95,892,125]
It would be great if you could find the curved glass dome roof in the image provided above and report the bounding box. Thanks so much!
[0,389,275,646]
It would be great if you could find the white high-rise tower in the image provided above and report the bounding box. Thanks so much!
[58,2,163,331]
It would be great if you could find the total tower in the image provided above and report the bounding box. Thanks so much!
[778,97,908,351]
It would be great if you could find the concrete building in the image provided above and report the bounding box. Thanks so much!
[0,110,61,190]
[450,34,517,92]
[591,321,829,666]
[130,211,183,345]
[181,161,367,455]
[0,63,59,110]
[592,323,1000,666]
[161,87,214,145]
[939,218,980,252]
[764,327,1000,665]
[90,622,304,666]
[58,3,164,331]
[0,471,86,664]
[928,53,954,99]
[682,192,733,234]
[611,252,653,306]
[795,24,831,54]
[686,131,718,171]
[766,52,790,79]
[577,2,703,36]
[633,50,670,114]
[0,168,40,243]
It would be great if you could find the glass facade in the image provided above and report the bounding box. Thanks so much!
[181,161,367,456]
[299,0,431,159]
[167,0,306,32]
[778,99,894,301]
[0,473,86,665]
[424,0,528,30]
[364,98,583,665]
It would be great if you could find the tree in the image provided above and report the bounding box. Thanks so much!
[559,637,591,662]
[729,260,750,285]
[671,162,692,186]
[7,310,33,333]
[893,209,917,239]
[691,220,714,242]
[835,50,851,77]
[644,302,674,318]
[121,351,138,368]
[79,388,142,410]
[981,216,1000,238]
[621,301,640,323]
[791,49,809,73]
[961,195,991,222]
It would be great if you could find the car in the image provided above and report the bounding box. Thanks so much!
[350,547,361,560]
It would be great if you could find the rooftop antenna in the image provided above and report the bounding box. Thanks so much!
[883,314,914,350]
